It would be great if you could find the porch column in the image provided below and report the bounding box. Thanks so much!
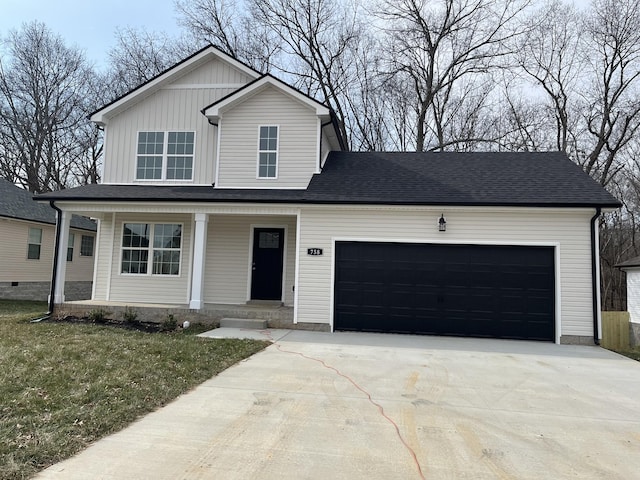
[53,209,71,304]
[189,213,208,309]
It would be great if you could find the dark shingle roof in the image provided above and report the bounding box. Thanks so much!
[0,179,97,231]
[305,151,621,207]
[616,255,640,269]
[34,151,620,208]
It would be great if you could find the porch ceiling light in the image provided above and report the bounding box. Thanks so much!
[438,214,447,232]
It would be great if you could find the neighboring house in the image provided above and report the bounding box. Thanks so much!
[0,179,96,301]
[614,256,640,346]
[36,45,620,344]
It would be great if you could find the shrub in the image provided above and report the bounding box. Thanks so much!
[122,306,138,323]
[161,313,177,332]
[87,308,111,323]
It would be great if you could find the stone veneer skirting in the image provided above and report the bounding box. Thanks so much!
[0,281,92,302]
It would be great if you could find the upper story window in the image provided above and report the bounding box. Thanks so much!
[136,131,194,181]
[258,126,278,179]
[27,227,42,260]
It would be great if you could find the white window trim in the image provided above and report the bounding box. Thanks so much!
[27,227,42,260]
[256,125,279,180]
[135,131,196,182]
[119,222,184,277]
[67,232,75,262]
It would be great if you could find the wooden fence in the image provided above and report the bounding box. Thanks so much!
[601,311,630,351]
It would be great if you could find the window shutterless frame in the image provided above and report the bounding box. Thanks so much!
[27,227,42,260]
[119,222,183,276]
[135,131,196,181]
[256,125,279,179]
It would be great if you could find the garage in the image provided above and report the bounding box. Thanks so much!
[334,241,556,341]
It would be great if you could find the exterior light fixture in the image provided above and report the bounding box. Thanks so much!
[438,214,447,232]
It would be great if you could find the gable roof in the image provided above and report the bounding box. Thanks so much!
[202,74,331,121]
[201,74,345,151]
[305,151,621,207]
[90,45,261,126]
[0,179,96,231]
[35,151,620,208]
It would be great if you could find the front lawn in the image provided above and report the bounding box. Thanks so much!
[0,300,268,480]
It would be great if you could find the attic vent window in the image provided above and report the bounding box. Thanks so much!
[258,126,278,179]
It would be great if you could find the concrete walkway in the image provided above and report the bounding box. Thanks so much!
[36,330,640,479]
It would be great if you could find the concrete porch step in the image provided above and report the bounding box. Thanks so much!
[220,318,268,329]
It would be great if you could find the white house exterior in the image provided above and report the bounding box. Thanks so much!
[37,46,620,344]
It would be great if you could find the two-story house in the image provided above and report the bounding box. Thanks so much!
[37,45,620,344]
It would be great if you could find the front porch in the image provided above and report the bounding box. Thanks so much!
[54,300,329,331]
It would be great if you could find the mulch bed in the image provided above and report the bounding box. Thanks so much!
[42,316,168,333]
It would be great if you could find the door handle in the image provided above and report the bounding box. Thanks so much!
[252,262,256,271]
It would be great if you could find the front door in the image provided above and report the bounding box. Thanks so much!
[250,228,285,301]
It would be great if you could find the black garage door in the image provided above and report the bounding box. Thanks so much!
[334,242,555,341]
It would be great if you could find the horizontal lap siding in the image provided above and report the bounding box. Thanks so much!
[204,215,297,305]
[103,60,252,185]
[107,213,192,304]
[66,229,96,282]
[296,207,594,337]
[218,87,318,188]
[0,220,54,282]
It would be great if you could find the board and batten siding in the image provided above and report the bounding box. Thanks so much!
[0,218,94,282]
[99,213,192,304]
[102,59,253,185]
[295,206,595,338]
[204,214,297,305]
[217,86,318,188]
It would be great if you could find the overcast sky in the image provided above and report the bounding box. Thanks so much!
[1,0,592,70]
[0,0,183,68]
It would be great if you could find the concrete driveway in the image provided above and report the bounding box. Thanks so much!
[37,330,640,479]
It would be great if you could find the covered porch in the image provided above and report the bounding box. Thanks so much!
[48,203,317,328]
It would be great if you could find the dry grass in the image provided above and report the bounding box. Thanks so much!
[0,300,268,479]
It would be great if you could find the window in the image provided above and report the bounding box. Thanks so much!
[67,233,75,262]
[258,126,278,178]
[121,223,182,275]
[136,131,194,181]
[80,235,94,256]
[27,227,42,260]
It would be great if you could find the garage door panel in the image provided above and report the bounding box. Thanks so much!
[334,242,555,341]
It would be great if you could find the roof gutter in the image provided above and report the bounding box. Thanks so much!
[47,201,63,315]
[590,207,602,345]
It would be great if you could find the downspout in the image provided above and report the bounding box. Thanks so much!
[590,207,602,345]
[47,201,63,315]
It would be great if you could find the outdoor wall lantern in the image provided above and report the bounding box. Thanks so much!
[438,214,447,232]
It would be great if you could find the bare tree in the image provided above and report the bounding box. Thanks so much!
[581,0,640,186]
[0,22,101,193]
[379,0,532,151]
[106,27,196,97]
[175,0,281,72]
[514,0,583,154]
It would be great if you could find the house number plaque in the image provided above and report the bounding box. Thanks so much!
[307,248,323,256]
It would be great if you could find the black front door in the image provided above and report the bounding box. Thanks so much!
[250,228,285,300]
